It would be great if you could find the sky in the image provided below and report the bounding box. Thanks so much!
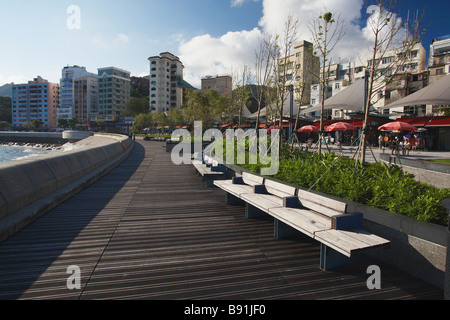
[0,0,448,89]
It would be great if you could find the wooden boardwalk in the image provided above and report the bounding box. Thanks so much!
[0,141,443,300]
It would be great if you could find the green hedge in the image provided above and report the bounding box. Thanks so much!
[241,146,450,226]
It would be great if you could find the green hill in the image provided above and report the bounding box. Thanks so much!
[0,83,13,98]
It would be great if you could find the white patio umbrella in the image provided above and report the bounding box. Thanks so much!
[301,79,375,114]
[380,74,450,110]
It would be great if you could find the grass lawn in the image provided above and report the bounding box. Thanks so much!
[418,159,450,165]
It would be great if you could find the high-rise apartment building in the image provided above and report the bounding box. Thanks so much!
[12,76,59,129]
[59,66,98,125]
[95,67,131,122]
[148,52,184,112]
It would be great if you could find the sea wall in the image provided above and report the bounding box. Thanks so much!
[0,132,68,145]
[0,133,133,242]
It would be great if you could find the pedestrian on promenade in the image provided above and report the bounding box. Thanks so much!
[378,134,383,150]
[384,135,390,149]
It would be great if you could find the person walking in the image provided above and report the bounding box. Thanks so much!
[378,134,383,150]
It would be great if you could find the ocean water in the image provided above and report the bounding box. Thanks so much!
[0,145,61,164]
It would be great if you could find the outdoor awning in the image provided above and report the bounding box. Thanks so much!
[395,116,450,127]
[380,74,450,110]
[427,117,450,127]
[301,79,374,114]
[249,93,300,119]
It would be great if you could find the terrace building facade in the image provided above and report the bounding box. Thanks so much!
[304,41,428,119]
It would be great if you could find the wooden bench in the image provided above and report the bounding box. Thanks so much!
[215,174,390,270]
[213,172,264,206]
[192,153,226,187]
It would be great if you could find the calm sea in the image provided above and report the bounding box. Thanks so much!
[0,145,61,164]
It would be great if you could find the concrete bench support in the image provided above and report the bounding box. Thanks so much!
[320,244,362,270]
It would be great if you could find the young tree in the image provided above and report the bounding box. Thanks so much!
[123,96,150,117]
[309,10,346,155]
[253,35,277,131]
[167,108,184,129]
[183,89,223,131]
[133,113,153,133]
[360,0,425,163]
[231,65,253,128]
[272,15,299,149]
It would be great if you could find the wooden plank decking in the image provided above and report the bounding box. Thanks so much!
[0,141,443,300]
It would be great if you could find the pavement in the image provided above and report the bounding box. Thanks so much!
[296,142,450,163]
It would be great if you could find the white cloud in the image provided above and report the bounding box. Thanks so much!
[116,33,130,44]
[178,28,262,88]
[258,0,371,62]
[92,33,130,48]
[179,0,408,88]
[231,0,259,7]
[231,0,245,7]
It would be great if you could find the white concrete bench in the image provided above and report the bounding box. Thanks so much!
[214,174,390,270]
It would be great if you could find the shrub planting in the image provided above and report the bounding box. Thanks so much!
[237,145,450,226]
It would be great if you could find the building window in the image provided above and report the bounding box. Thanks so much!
[382,57,393,64]
[436,68,444,75]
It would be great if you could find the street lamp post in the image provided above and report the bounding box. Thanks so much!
[288,85,294,144]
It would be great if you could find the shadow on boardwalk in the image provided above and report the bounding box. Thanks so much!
[0,141,444,300]
[0,143,146,300]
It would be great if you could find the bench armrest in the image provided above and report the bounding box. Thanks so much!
[332,213,363,231]
[232,177,244,185]
[283,196,300,208]
[253,185,268,194]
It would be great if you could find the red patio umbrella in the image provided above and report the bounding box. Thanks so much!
[378,121,418,132]
[325,122,357,132]
[298,125,319,133]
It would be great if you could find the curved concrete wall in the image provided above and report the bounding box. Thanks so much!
[0,133,133,241]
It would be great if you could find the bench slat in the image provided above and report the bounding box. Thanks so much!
[242,172,264,186]
[298,189,347,213]
[337,229,391,247]
[269,207,332,237]
[314,229,389,257]
[264,179,296,198]
[298,199,344,218]
[214,180,254,197]
[193,162,224,176]
[240,193,284,211]
[314,230,363,257]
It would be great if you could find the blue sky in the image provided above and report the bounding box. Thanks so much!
[0,0,448,89]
